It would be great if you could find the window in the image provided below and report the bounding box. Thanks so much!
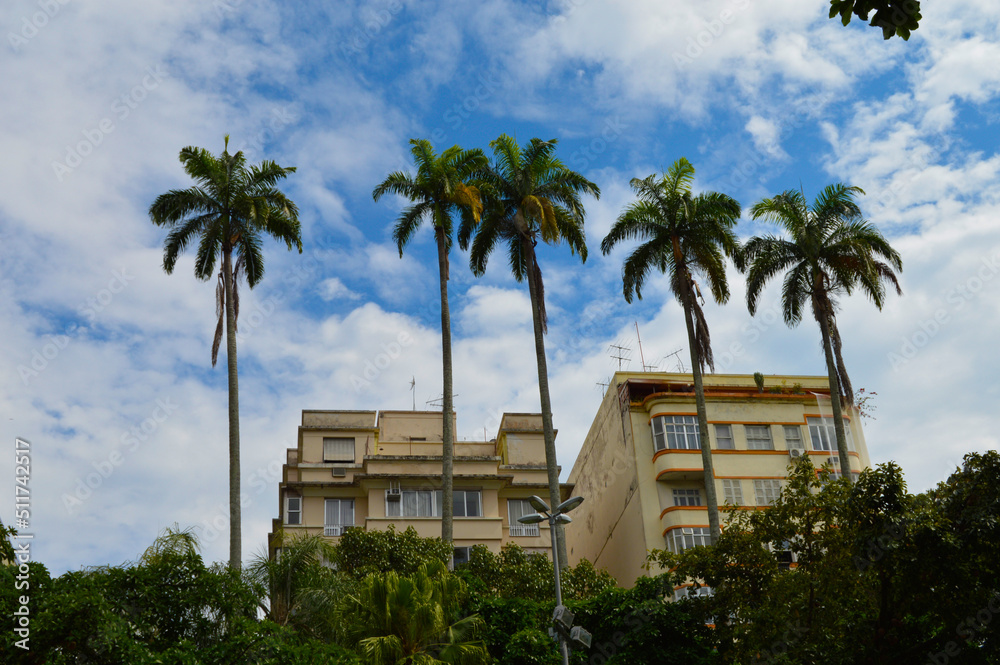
[285,496,301,525]
[783,426,805,451]
[666,527,711,553]
[714,424,735,449]
[386,489,443,518]
[673,489,702,506]
[324,498,354,535]
[453,490,482,518]
[674,585,714,601]
[722,480,743,505]
[745,425,774,450]
[323,437,354,463]
[508,499,540,536]
[453,546,472,568]
[753,480,782,506]
[807,417,854,452]
[652,415,700,451]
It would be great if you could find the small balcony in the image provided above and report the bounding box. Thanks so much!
[323,524,355,537]
[508,523,540,537]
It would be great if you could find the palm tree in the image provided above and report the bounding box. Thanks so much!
[247,533,353,641]
[149,137,301,570]
[461,135,599,568]
[339,561,489,664]
[373,140,486,556]
[600,158,740,544]
[741,184,902,481]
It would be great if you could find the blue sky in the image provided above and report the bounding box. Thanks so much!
[2,0,999,574]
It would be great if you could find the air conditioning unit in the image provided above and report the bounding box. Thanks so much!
[324,525,343,537]
[386,480,401,501]
[331,467,346,478]
[789,448,803,458]
[827,457,839,467]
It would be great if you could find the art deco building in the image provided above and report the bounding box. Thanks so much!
[565,371,870,588]
[269,409,571,565]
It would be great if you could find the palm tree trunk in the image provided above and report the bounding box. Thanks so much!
[436,229,455,561]
[523,237,568,569]
[816,306,853,481]
[682,293,722,544]
[222,247,242,570]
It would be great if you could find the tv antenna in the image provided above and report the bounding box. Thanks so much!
[663,348,685,373]
[608,340,632,370]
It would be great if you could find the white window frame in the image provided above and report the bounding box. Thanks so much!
[753,479,782,506]
[386,489,443,518]
[722,479,743,505]
[652,415,700,451]
[323,437,355,463]
[807,417,854,452]
[672,488,702,506]
[453,489,482,518]
[744,425,774,450]
[285,496,301,525]
[666,527,711,554]
[714,424,735,449]
[324,498,354,536]
[507,499,540,537]
[783,425,805,451]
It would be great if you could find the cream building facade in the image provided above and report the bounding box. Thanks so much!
[269,409,571,564]
[565,371,871,587]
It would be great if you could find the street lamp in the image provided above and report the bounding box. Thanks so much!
[517,495,590,665]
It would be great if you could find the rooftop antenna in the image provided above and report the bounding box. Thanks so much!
[635,322,647,371]
[596,376,611,392]
[426,394,458,409]
[664,348,685,373]
[608,340,632,371]
[409,377,415,411]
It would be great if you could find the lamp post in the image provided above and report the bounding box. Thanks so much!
[518,494,588,665]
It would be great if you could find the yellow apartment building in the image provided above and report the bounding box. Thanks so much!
[565,371,871,588]
[269,409,572,564]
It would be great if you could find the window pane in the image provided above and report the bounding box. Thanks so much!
[323,437,354,462]
[715,425,734,449]
[387,498,400,517]
[452,490,465,517]
[402,491,418,517]
[784,426,804,450]
[673,489,701,506]
[286,497,301,525]
[418,491,432,517]
[466,491,481,517]
[435,490,442,517]
[722,480,743,505]
[340,500,354,526]
[745,425,773,450]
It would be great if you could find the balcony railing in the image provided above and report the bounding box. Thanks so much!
[509,523,540,537]
[324,524,354,537]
